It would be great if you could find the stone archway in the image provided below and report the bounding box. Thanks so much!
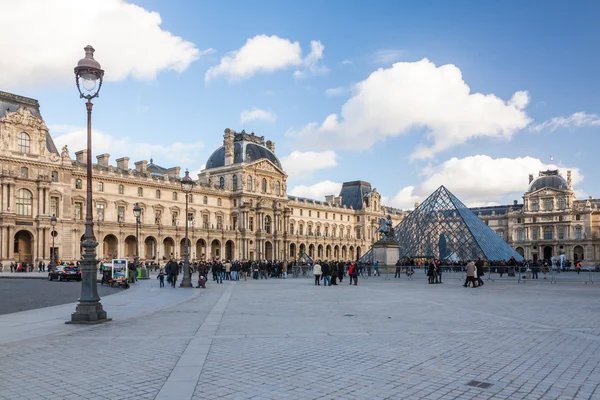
[299,243,306,256]
[290,243,297,260]
[543,246,552,262]
[326,245,332,259]
[226,240,235,261]
[14,230,33,264]
[196,239,206,260]
[515,247,524,257]
[334,245,340,260]
[144,236,157,260]
[356,246,362,259]
[103,234,118,260]
[163,237,175,260]
[573,245,584,262]
[308,244,315,259]
[265,241,273,261]
[349,246,355,261]
[211,239,221,260]
[125,236,137,258]
[342,245,347,260]
[317,244,323,259]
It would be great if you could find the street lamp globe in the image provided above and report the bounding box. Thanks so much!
[74,45,104,99]
[133,203,142,219]
[50,214,57,227]
[181,169,194,193]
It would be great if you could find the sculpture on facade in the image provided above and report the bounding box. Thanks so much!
[376,214,394,241]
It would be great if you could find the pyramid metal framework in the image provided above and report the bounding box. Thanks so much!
[361,186,523,263]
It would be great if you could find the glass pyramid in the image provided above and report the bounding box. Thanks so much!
[360,186,523,263]
[393,186,523,261]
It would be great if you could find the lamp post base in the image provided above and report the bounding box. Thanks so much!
[180,277,193,288]
[66,301,111,324]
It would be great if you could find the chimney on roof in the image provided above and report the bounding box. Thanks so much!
[116,157,129,170]
[166,166,181,178]
[266,140,275,153]
[134,160,148,173]
[514,200,518,206]
[96,153,110,167]
[223,128,235,166]
[325,195,334,204]
[75,149,87,164]
[567,170,572,189]
[528,174,534,184]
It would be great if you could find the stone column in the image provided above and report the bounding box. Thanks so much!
[0,182,5,212]
[7,225,14,260]
[0,226,6,260]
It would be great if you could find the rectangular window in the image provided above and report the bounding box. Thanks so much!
[532,202,539,212]
[300,209,303,216]
[317,211,320,218]
[532,227,539,240]
[173,192,178,201]
[172,212,178,226]
[202,214,209,229]
[217,216,223,229]
[575,227,582,240]
[309,210,311,217]
[576,214,581,221]
[299,225,303,235]
[543,229,552,240]
[249,217,254,231]
[96,203,105,222]
[74,202,82,220]
[558,228,565,240]
[97,182,104,192]
[50,197,59,217]
[558,198,566,209]
[233,216,238,230]
[118,206,125,223]
[517,230,523,241]
[138,187,143,197]
[544,199,553,211]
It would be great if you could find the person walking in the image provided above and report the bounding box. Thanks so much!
[475,258,484,287]
[347,263,354,285]
[351,262,358,285]
[313,262,322,286]
[464,261,477,288]
[225,260,232,280]
[322,262,331,287]
[374,260,380,276]
[157,269,165,288]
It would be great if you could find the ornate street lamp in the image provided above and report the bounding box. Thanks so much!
[180,169,194,287]
[133,202,142,281]
[68,45,110,324]
[50,214,57,270]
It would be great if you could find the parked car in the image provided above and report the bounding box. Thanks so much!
[48,266,82,281]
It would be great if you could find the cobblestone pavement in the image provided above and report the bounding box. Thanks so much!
[1,276,599,400]
[0,279,119,315]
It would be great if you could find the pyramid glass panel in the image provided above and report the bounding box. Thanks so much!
[362,186,523,262]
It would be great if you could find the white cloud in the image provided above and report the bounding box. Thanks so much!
[290,58,532,159]
[341,60,353,65]
[205,35,326,82]
[289,180,342,200]
[372,49,404,65]
[280,151,338,178]
[240,108,277,124]
[382,155,583,209]
[324,86,348,96]
[0,0,203,88]
[51,124,204,168]
[530,112,600,132]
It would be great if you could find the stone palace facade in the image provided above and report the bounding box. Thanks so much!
[1,90,598,265]
[0,91,403,265]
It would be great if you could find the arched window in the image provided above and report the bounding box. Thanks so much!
[247,176,253,191]
[97,182,104,192]
[276,181,281,196]
[156,189,161,199]
[18,132,30,153]
[232,175,238,191]
[543,226,553,240]
[265,215,272,233]
[51,171,59,182]
[219,177,224,189]
[118,184,124,195]
[261,178,267,193]
[173,192,178,201]
[203,196,208,205]
[138,187,143,197]
[16,189,33,216]
[558,197,566,210]
[217,198,222,207]
[75,179,82,189]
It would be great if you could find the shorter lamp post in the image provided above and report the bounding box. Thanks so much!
[133,202,141,281]
[50,214,57,270]
[180,170,194,287]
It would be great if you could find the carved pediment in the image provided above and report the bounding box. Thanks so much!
[248,159,285,175]
[153,204,165,211]
[0,106,48,130]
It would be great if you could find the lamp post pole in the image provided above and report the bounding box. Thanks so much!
[68,45,110,324]
[180,170,194,288]
[133,203,141,283]
[50,214,57,270]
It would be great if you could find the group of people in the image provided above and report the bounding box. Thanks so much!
[311,261,359,286]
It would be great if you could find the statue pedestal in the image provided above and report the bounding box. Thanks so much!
[372,241,399,272]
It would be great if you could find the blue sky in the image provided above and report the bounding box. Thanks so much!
[2,0,599,208]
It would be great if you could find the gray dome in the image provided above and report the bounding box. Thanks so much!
[205,141,282,170]
[528,173,568,192]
